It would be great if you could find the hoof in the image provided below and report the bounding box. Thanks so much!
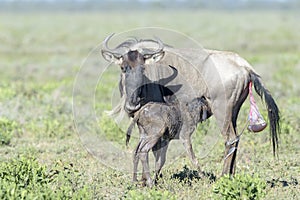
[143,178,153,187]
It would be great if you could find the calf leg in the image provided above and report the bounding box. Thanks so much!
[139,152,152,187]
[133,127,145,183]
[136,135,162,187]
[133,143,140,182]
[152,138,169,183]
[179,130,200,171]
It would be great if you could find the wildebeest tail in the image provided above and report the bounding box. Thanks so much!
[126,119,136,146]
[250,72,280,156]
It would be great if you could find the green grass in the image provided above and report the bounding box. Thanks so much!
[0,10,299,199]
[213,173,267,200]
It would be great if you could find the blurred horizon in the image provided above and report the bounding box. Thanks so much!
[1,0,300,12]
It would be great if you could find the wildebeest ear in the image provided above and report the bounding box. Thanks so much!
[101,50,123,65]
[144,51,165,64]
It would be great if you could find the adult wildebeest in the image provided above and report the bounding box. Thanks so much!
[126,97,210,187]
[101,34,280,176]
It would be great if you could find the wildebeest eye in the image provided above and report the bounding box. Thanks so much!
[121,65,130,73]
[143,54,152,59]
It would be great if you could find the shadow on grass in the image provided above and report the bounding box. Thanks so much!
[171,165,216,185]
[267,177,298,188]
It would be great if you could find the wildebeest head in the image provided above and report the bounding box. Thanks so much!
[101,34,165,114]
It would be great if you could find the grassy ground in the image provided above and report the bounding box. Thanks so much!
[0,10,299,199]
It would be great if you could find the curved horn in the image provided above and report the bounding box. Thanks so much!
[154,37,164,54]
[127,36,139,43]
[117,37,139,50]
[141,37,164,56]
[102,33,122,57]
[103,33,114,51]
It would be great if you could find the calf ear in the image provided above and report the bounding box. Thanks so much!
[101,50,123,65]
[144,51,165,64]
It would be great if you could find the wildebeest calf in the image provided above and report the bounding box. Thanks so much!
[126,97,211,187]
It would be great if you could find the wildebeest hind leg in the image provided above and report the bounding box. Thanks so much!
[222,123,239,176]
[222,86,248,175]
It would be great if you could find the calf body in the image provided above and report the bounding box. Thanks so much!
[126,97,211,186]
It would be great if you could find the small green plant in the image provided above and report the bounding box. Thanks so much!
[0,156,92,200]
[213,173,267,200]
[0,156,51,199]
[0,117,21,145]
